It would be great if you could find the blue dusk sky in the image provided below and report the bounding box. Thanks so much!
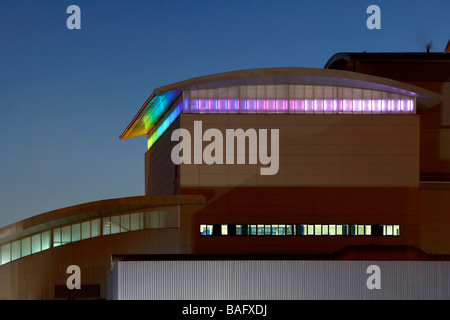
[0,0,449,228]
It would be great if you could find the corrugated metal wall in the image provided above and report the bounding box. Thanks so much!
[109,260,450,300]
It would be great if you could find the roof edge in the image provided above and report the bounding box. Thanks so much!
[0,194,206,245]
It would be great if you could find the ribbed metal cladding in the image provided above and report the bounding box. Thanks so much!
[109,260,450,300]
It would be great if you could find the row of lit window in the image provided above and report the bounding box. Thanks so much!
[187,98,414,115]
[0,207,179,266]
[200,224,400,236]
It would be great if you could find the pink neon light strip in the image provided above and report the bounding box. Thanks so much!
[188,99,414,114]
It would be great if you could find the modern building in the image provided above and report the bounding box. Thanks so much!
[1,44,449,300]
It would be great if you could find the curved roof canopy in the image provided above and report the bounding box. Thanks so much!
[0,195,206,246]
[120,67,442,140]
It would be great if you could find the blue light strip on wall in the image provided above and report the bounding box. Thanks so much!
[147,101,183,150]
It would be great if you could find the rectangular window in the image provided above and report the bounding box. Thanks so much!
[358,225,365,236]
[386,225,393,236]
[81,221,91,240]
[221,224,228,235]
[249,225,257,235]
[300,224,306,235]
[322,225,329,235]
[286,225,293,236]
[1,244,10,265]
[31,234,41,254]
[53,228,61,247]
[62,226,71,244]
[111,216,120,234]
[365,225,372,236]
[256,224,263,235]
[336,225,343,235]
[314,224,322,236]
[102,217,111,235]
[236,225,242,235]
[279,224,286,236]
[11,240,21,261]
[343,224,349,235]
[130,213,141,231]
[41,231,51,251]
[265,225,271,235]
[307,225,314,235]
[394,225,400,236]
[200,224,207,235]
[121,214,130,232]
[21,237,31,257]
[91,219,100,237]
[329,224,336,236]
[71,223,81,242]
[271,225,279,235]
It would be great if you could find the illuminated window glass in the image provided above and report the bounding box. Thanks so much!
[343,224,349,235]
[130,213,141,231]
[41,231,51,251]
[200,224,207,235]
[286,225,293,236]
[111,216,120,234]
[62,226,71,244]
[257,225,264,235]
[11,240,21,261]
[221,224,228,235]
[314,225,321,235]
[358,225,365,236]
[91,219,100,237]
[121,214,130,232]
[300,224,306,235]
[386,225,393,236]
[1,244,10,265]
[329,225,336,236]
[103,217,111,235]
[31,234,41,254]
[197,222,400,237]
[21,237,31,257]
[81,221,91,240]
[272,225,279,235]
[53,228,61,247]
[71,223,81,242]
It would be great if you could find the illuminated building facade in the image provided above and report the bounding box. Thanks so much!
[0,48,449,299]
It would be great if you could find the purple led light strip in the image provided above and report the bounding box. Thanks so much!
[189,98,414,114]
